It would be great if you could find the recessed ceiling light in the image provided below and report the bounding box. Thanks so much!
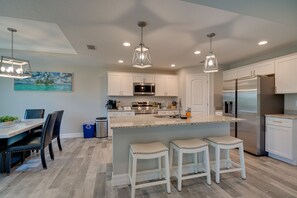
[171,64,176,67]
[118,60,124,63]
[258,41,268,45]
[194,51,201,55]
[123,42,131,47]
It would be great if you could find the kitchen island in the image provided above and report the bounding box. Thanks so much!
[110,114,243,186]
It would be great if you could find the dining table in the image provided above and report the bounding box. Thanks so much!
[0,119,44,172]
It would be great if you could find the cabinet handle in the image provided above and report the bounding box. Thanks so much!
[273,121,282,124]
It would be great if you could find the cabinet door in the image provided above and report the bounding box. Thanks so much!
[237,65,253,79]
[120,74,133,96]
[121,111,135,116]
[155,76,165,96]
[165,76,178,96]
[144,75,155,83]
[266,125,293,160]
[133,74,144,83]
[108,73,122,96]
[223,69,237,81]
[275,54,297,93]
[253,60,274,76]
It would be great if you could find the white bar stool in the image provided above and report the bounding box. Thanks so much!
[169,138,211,191]
[204,136,246,183]
[128,142,171,198]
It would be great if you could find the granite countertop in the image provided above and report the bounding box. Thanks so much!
[110,114,244,129]
[265,114,297,119]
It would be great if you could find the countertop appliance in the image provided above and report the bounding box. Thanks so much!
[223,76,284,155]
[131,101,156,114]
[133,83,155,96]
[106,100,117,109]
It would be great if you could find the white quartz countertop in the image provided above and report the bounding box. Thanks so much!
[108,109,135,112]
[265,114,297,119]
[110,114,244,129]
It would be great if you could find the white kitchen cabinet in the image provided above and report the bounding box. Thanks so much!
[275,53,297,94]
[265,116,297,165]
[253,60,274,76]
[223,69,237,81]
[107,111,135,137]
[155,75,178,96]
[158,110,179,115]
[108,73,133,96]
[237,65,253,79]
[133,74,155,83]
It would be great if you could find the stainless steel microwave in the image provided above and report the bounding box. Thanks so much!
[133,83,155,96]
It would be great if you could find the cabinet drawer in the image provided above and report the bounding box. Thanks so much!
[121,112,135,116]
[108,112,122,117]
[266,117,292,128]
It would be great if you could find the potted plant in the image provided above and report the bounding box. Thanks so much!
[0,116,19,127]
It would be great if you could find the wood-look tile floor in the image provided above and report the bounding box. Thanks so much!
[0,138,297,198]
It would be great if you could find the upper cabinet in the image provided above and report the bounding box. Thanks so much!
[222,68,237,81]
[275,53,297,94]
[155,75,178,96]
[223,60,275,81]
[108,73,133,96]
[133,74,155,83]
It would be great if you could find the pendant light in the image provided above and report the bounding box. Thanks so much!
[204,33,218,73]
[0,28,32,79]
[132,21,152,69]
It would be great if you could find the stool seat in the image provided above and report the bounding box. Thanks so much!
[171,138,208,149]
[205,136,242,145]
[131,142,168,154]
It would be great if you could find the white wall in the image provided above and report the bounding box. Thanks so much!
[0,64,108,137]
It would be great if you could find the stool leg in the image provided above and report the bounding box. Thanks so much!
[128,150,132,182]
[215,146,220,184]
[131,155,137,198]
[194,153,198,173]
[158,157,162,179]
[164,153,171,193]
[239,143,246,179]
[204,148,211,185]
[177,150,183,191]
[226,148,230,168]
[169,143,173,170]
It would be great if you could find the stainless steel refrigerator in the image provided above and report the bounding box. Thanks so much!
[223,76,284,155]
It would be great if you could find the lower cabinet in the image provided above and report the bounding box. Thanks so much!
[265,116,297,165]
[107,111,135,137]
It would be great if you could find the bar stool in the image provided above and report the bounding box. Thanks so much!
[169,138,211,191]
[128,142,171,198]
[204,136,246,183]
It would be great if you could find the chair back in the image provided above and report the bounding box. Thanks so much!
[41,112,57,149]
[52,110,64,139]
[24,109,45,119]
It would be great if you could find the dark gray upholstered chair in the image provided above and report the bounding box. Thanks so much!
[5,112,57,174]
[32,110,64,151]
[24,109,45,119]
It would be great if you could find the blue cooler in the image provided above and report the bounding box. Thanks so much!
[83,122,95,138]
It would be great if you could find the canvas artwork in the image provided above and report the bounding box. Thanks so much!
[14,72,73,91]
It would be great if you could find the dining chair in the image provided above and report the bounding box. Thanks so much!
[5,112,57,174]
[31,110,64,151]
[24,109,45,119]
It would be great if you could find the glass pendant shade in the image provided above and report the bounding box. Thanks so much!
[204,33,218,73]
[204,52,218,73]
[0,56,31,79]
[0,28,32,79]
[132,21,152,69]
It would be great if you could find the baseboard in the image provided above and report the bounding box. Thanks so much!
[268,153,297,165]
[60,133,83,139]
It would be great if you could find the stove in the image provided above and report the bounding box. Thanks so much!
[131,101,157,114]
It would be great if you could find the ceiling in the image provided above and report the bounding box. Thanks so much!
[0,0,297,70]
